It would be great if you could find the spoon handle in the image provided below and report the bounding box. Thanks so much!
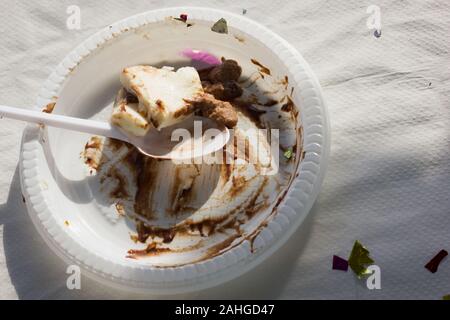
[0,105,127,141]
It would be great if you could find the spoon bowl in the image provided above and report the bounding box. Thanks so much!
[124,115,229,160]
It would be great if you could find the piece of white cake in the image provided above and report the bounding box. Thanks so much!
[119,65,204,130]
[111,88,150,136]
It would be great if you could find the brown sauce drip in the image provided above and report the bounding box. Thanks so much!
[126,242,171,258]
[229,176,248,197]
[203,233,242,259]
[250,58,271,76]
[263,99,278,107]
[244,177,269,219]
[135,221,176,243]
[281,75,289,88]
[169,166,199,215]
[133,155,158,219]
[107,167,130,199]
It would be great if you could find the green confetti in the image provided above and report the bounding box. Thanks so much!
[211,18,228,34]
[283,148,293,159]
[348,240,374,278]
[443,294,450,300]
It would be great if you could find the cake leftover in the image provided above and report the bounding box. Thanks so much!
[111,60,243,136]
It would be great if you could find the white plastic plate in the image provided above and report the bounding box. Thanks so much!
[19,7,330,294]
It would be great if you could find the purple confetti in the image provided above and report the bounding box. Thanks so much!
[425,249,448,273]
[332,255,349,271]
[181,49,221,69]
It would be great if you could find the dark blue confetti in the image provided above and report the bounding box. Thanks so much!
[374,29,382,38]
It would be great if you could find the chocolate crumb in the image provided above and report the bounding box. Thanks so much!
[42,102,56,114]
[115,202,125,216]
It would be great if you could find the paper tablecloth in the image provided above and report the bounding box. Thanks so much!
[1,0,449,299]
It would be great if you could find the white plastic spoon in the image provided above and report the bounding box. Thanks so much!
[0,105,230,160]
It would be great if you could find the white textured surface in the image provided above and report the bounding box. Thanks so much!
[1,0,449,299]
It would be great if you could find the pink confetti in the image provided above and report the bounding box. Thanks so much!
[181,49,221,68]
